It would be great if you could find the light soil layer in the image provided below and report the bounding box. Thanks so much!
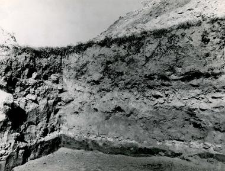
[13,148,224,171]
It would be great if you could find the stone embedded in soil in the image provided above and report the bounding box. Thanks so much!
[0,90,13,122]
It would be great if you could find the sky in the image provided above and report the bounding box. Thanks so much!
[0,0,142,47]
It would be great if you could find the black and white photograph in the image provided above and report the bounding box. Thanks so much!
[0,0,225,170]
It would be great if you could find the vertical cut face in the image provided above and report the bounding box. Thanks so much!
[0,90,13,122]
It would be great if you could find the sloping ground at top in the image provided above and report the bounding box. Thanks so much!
[98,0,225,39]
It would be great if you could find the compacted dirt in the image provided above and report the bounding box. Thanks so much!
[13,148,223,171]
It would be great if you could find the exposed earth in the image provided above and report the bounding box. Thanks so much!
[13,148,224,171]
[1,0,225,170]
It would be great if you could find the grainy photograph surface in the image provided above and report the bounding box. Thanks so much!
[0,0,225,170]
